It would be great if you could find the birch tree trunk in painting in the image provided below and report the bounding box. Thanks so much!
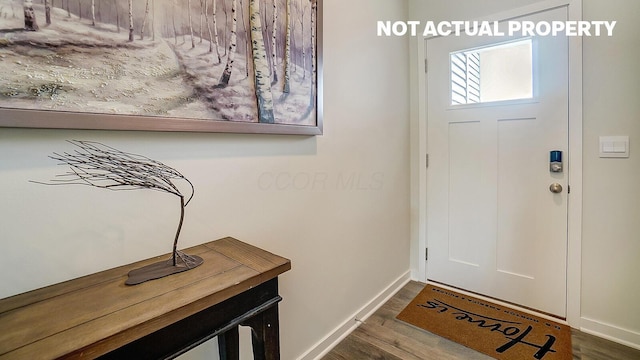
[23,0,39,30]
[299,2,306,79]
[204,0,213,52]
[212,0,221,63]
[172,1,177,44]
[141,0,150,40]
[115,0,119,32]
[219,0,237,87]
[188,0,195,48]
[44,0,51,25]
[199,0,204,43]
[283,0,291,93]
[221,1,228,56]
[271,0,278,85]
[308,0,316,108]
[240,0,249,77]
[152,0,155,41]
[249,0,275,124]
[128,0,134,41]
[91,0,95,26]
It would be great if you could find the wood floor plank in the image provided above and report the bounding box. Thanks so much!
[572,329,640,360]
[364,309,492,359]
[355,321,464,360]
[329,335,404,360]
[322,281,640,360]
[351,326,424,360]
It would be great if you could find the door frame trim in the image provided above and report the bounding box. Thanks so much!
[410,0,583,328]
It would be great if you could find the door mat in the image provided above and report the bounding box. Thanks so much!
[396,284,572,360]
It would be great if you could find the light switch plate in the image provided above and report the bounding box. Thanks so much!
[599,136,630,158]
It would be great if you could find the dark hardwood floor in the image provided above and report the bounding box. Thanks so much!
[322,281,640,360]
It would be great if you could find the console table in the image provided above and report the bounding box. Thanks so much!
[0,237,291,360]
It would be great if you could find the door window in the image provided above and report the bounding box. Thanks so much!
[450,39,533,105]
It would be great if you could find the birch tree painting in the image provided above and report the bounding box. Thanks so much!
[0,0,319,134]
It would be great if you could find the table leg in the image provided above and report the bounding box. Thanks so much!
[218,326,240,360]
[242,305,281,360]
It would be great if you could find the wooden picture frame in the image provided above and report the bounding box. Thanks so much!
[0,0,322,135]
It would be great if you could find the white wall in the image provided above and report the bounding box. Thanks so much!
[580,0,640,347]
[408,0,640,349]
[0,0,410,358]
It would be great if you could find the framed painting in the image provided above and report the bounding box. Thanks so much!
[0,0,322,135]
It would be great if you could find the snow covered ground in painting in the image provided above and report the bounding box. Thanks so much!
[0,1,315,125]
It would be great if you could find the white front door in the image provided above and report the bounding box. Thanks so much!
[426,7,569,317]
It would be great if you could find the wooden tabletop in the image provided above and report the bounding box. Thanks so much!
[0,237,291,360]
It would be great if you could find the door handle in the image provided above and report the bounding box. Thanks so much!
[549,183,563,193]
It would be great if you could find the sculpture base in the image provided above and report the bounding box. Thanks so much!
[125,251,204,285]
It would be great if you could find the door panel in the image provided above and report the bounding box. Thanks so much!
[449,120,483,267]
[426,7,569,317]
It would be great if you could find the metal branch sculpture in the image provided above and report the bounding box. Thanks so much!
[35,140,203,285]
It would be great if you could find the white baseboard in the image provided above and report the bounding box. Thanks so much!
[581,316,640,350]
[296,270,411,360]
[410,268,424,282]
